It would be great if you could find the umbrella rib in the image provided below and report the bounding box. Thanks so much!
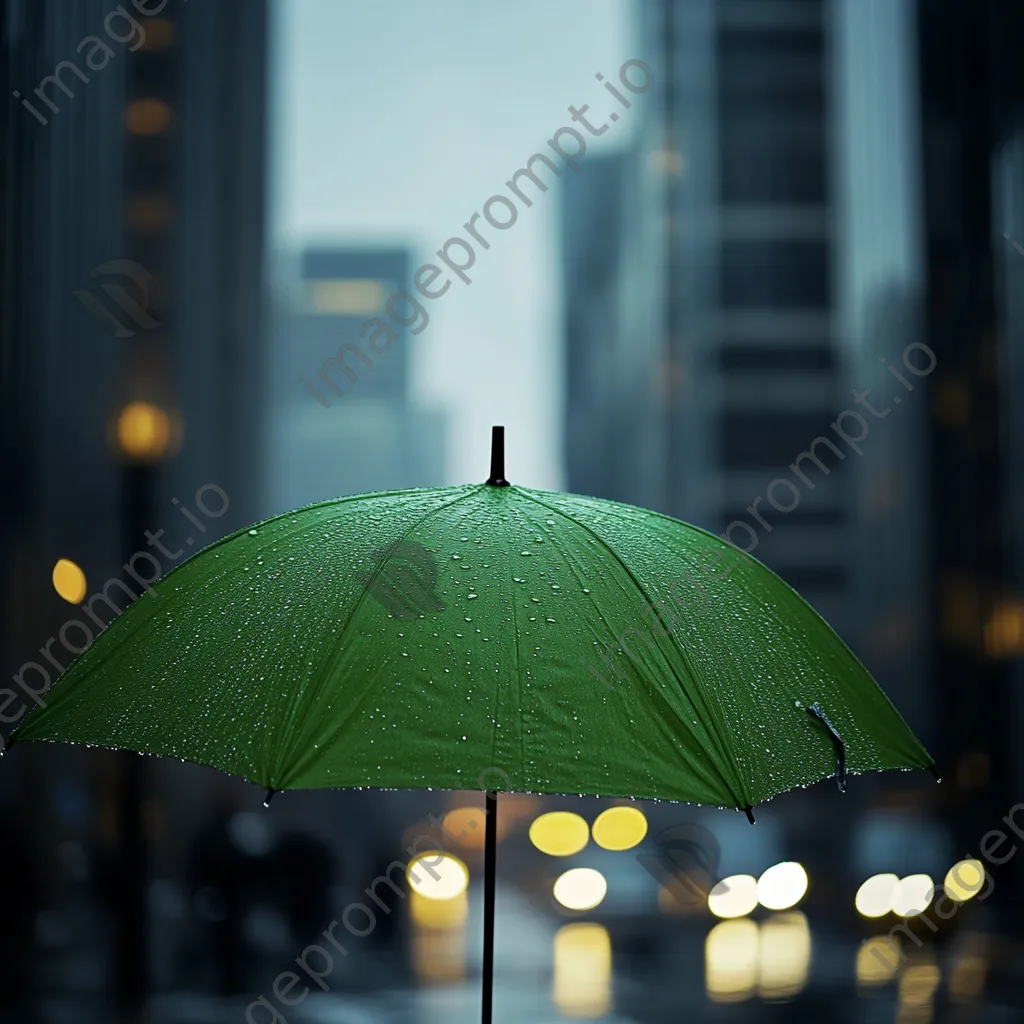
[275,485,486,786]
[516,489,752,809]
[505,510,525,781]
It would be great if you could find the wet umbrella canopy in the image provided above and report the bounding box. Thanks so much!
[12,426,933,1021]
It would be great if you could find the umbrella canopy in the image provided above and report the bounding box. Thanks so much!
[13,433,932,810]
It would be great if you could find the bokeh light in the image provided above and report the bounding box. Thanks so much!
[756,862,808,911]
[406,852,468,900]
[949,948,989,1001]
[442,806,489,850]
[758,912,811,999]
[892,874,935,917]
[529,811,589,856]
[52,559,87,604]
[855,873,898,918]
[898,961,941,1012]
[125,98,172,135]
[116,401,172,460]
[856,936,900,986]
[553,923,611,1017]
[553,868,607,911]
[410,889,468,929]
[708,874,758,919]
[705,918,758,1002]
[944,859,985,902]
[592,805,648,851]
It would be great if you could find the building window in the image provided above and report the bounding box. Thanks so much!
[720,505,843,530]
[718,345,834,372]
[716,27,826,203]
[719,240,830,308]
[124,98,172,136]
[719,412,843,469]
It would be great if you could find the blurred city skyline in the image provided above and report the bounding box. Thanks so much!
[269,0,636,492]
[3,0,1023,1019]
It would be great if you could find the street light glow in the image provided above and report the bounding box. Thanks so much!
[944,859,985,902]
[756,862,808,911]
[592,805,648,851]
[52,558,87,604]
[529,811,589,857]
[708,874,758,919]
[553,868,607,911]
[855,873,898,918]
[892,874,935,918]
[407,852,469,900]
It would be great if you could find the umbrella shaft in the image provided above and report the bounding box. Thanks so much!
[482,790,498,1023]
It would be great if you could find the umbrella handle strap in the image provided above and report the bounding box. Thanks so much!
[807,703,847,792]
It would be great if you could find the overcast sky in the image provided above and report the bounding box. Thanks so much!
[269,0,637,489]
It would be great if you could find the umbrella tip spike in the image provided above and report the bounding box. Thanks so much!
[262,788,276,809]
[486,425,510,487]
[744,806,756,825]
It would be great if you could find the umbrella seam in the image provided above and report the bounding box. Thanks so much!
[517,489,752,807]
[525,489,932,768]
[276,485,486,786]
[506,507,525,785]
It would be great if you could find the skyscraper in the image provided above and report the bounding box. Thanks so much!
[267,245,446,510]
[563,1,854,635]
[1,0,270,1008]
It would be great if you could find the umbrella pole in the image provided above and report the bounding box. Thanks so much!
[482,789,498,1024]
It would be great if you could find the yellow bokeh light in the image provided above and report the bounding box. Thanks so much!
[944,859,985,902]
[553,868,607,912]
[529,811,589,857]
[116,402,171,461]
[406,852,468,900]
[708,874,758,919]
[442,806,489,850]
[949,951,988,1002]
[756,862,808,911]
[705,918,758,1003]
[857,936,900,986]
[892,874,935,918]
[553,923,611,1018]
[758,912,811,1000]
[855,873,898,918]
[410,889,468,929]
[140,18,175,51]
[592,806,648,851]
[898,962,940,1009]
[52,559,87,604]
[412,922,465,985]
[125,98,172,135]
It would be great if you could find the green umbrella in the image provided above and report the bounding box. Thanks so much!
[12,426,933,1021]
